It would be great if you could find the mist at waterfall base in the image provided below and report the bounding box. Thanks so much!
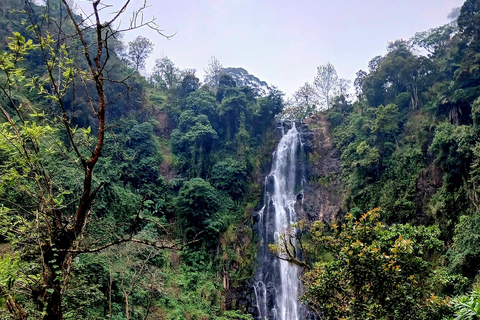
[252,122,308,320]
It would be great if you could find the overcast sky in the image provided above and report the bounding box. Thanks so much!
[79,0,465,97]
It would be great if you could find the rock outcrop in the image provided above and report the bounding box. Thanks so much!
[299,113,344,222]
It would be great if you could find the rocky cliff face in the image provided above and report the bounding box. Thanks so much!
[298,113,344,222]
[232,116,344,318]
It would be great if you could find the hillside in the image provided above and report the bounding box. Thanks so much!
[1,1,480,320]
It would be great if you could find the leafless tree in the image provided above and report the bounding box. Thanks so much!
[314,62,339,109]
[204,55,224,89]
[281,82,319,120]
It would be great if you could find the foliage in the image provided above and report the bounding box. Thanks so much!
[210,159,247,200]
[213,310,254,320]
[448,213,480,281]
[127,36,154,71]
[0,1,179,319]
[452,289,480,320]
[411,24,456,55]
[176,177,220,232]
[302,208,451,320]
[170,111,218,177]
[282,83,318,120]
[457,0,480,44]
[151,56,181,90]
[7,0,480,318]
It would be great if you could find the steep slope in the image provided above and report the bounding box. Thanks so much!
[300,114,343,222]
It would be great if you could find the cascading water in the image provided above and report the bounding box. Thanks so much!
[253,122,306,320]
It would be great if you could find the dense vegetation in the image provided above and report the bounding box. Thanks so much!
[0,1,281,319]
[271,0,480,318]
[2,0,480,319]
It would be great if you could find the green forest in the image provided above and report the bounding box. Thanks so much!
[1,0,480,319]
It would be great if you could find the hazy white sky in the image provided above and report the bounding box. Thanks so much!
[79,0,465,96]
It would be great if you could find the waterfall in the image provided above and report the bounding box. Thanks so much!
[253,122,305,320]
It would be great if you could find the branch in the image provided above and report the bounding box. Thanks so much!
[0,86,25,125]
[25,0,87,169]
[61,0,97,77]
[78,72,98,116]
[5,294,27,320]
[271,248,311,270]
[270,229,311,270]
[106,0,132,27]
[61,237,181,254]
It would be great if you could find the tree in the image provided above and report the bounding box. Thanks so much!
[411,25,456,55]
[362,45,435,109]
[280,83,317,120]
[151,55,180,89]
[176,178,220,235]
[210,159,247,201]
[112,243,160,320]
[179,72,200,98]
[354,70,368,98]
[368,55,384,72]
[294,82,318,113]
[170,111,218,177]
[457,0,480,44]
[314,62,339,109]
[272,209,451,319]
[127,35,154,71]
[218,90,247,141]
[0,1,176,319]
[215,73,237,102]
[373,103,399,152]
[183,89,217,121]
[255,86,284,128]
[204,55,224,89]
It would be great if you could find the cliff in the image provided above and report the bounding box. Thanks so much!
[299,113,344,222]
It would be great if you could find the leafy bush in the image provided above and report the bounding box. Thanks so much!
[302,208,451,320]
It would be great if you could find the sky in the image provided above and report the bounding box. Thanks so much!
[78,0,465,97]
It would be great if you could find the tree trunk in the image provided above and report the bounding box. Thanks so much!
[109,271,113,320]
[125,293,130,320]
[42,243,69,320]
[43,289,63,320]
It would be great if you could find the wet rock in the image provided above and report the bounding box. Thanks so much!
[298,113,344,222]
[415,164,443,224]
[243,117,344,319]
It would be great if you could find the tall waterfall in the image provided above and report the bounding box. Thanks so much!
[253,122,305,320]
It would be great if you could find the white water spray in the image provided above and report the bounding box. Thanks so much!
[253,122,304,320]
